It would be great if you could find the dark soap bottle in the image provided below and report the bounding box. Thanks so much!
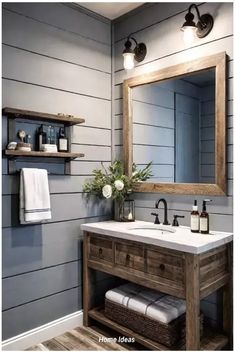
[58,128,68,152]
[37,125,47,151]
[200,199,212,234]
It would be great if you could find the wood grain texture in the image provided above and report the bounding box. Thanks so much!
[123,52,227,195]
[84,232,232,350]
[89,307,170,351]
[89,307,229,351]
[185,254,200,350]
[223,242,233,347]
[28,326,129,351]
[83,233,95,327]
[4,150,84,159]
[2,107,85,125]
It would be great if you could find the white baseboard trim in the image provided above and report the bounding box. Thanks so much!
[2,310,83,351]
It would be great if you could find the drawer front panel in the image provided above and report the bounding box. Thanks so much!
[115,242,144,271]
[89,235,113,263]
[146,249,184,283]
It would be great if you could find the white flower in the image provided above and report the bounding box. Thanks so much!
[114,180,124,191]
[102,184,112,199]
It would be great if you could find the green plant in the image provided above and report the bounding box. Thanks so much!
[83,160,152,203]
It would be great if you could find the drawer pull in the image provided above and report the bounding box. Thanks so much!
[126,254,130,262]
[159,263,165,271]
[99,248,103,255]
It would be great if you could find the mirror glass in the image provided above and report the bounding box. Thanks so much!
[132,68,215,184]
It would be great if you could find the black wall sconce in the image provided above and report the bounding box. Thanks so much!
[123,36,147,70]
[181,4,214,45]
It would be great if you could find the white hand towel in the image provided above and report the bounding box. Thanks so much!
[146,295,186,324]
[20,168,51,224]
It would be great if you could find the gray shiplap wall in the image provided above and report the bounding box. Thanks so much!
[2,3,112,340]
[2,1,233,341]
[113,2,233,328]
[200,84,216,183]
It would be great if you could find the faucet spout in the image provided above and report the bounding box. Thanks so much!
[156,198,169,225]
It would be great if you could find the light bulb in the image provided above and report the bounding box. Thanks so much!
[183,26,197,45]
[123,52,135,70]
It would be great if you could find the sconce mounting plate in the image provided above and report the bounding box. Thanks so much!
[197,14,214,38]
[134,43,147,62]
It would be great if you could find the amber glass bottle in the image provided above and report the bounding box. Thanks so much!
[191,200,199,233]
[200,200,212,234]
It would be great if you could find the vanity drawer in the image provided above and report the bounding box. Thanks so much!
[146,248,184,283]
[115,241,144,272]
[89,235,113,263]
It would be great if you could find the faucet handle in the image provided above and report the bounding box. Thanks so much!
[151,212,160,224]
[172,215,185,227]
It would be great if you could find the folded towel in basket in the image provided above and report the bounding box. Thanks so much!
[20,168,51,224]
[105,283,141,306]
[146,295,186,324]
[105,283,186,324]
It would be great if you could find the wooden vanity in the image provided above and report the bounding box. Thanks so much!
[82,221,233,350]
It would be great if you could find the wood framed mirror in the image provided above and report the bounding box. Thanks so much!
[123,52,226,195]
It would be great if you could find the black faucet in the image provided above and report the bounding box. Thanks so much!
[156,198,169,225]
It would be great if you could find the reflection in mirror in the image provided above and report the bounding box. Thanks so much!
[132,69,215,184]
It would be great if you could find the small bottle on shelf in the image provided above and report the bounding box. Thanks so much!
[37,125,47,151]
[58,128,68,152]
[50,126,56,145]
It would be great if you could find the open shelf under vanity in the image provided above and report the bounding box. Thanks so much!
[89,306,229,351]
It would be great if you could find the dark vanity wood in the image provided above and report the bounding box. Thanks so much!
[83,232,232,350]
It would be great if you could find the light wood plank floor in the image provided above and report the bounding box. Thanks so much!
[27,326,130,351]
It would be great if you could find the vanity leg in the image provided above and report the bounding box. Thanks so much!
[83,233,95,327]
[185,254,200,350]
[223,242,233,348]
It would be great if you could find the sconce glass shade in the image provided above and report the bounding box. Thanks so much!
[122,36,147,70]
[123,52,135,70]
[182,26,197,45]
[181,4,214,45]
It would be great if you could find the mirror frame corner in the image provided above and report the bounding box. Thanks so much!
[123,52,227,196]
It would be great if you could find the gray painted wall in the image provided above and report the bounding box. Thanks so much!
[113,2,233,328]
[2,1,233,341]
[2,2,113,340]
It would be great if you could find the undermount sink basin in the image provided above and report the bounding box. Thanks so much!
[128,225,176,235]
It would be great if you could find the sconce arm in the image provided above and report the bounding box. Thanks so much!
[188,4,207,27]
[127,35,138,46]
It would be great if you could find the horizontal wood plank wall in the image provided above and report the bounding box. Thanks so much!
[2,3,112,340]
[113,2,233,328]
[200,84,216,183]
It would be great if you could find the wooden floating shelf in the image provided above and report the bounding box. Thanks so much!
[4,150,84,159]
[88,307,228,351]
[2,107,85,125]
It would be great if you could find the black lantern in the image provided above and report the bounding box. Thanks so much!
[123,36,147,70]
[181,4,214,44]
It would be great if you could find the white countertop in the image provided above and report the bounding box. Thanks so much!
[81,220,233,254]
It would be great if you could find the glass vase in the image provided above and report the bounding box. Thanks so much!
[114,199,135,222]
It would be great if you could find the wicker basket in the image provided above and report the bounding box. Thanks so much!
[105,299,203,348]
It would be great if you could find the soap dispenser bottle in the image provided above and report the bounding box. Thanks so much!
[191,200,199,233]
[200,199,212,234]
